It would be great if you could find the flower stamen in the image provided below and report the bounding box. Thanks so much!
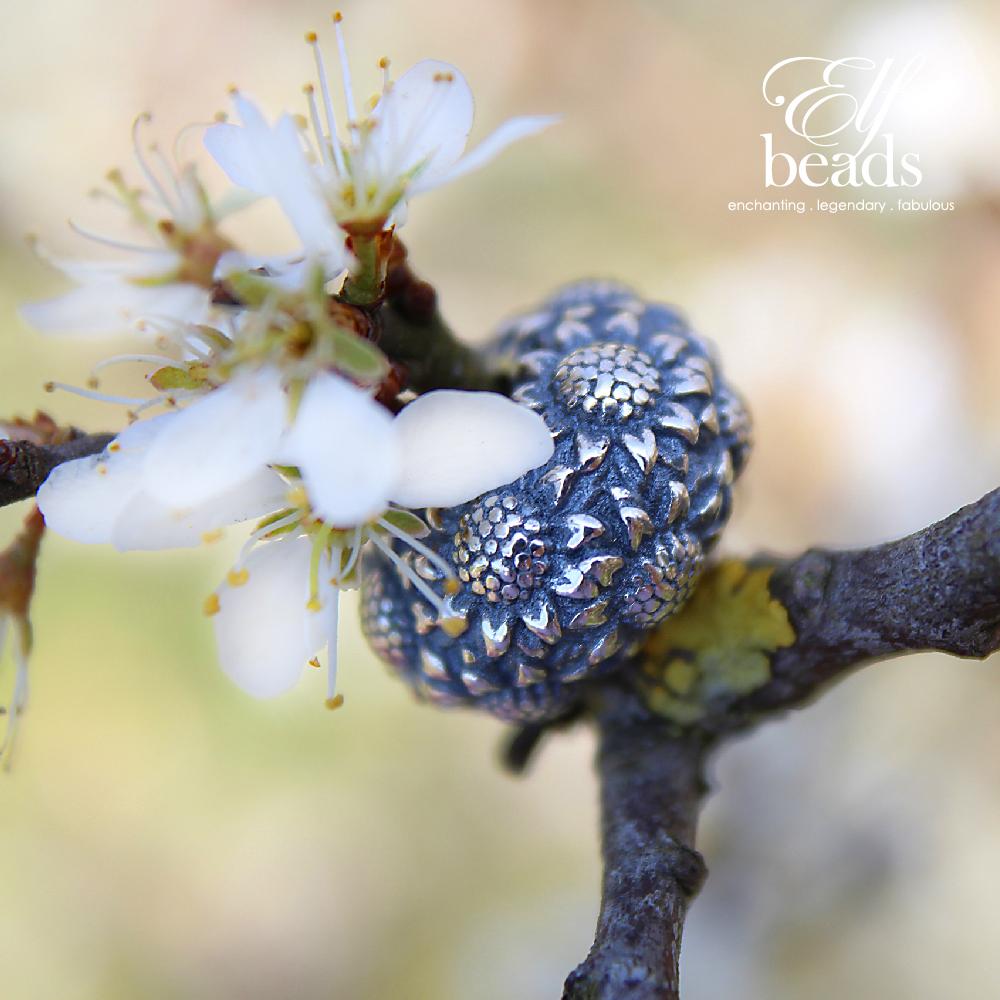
[65,220,162,254]
[308,520,336,609]
[332,12,358,125]
[339,525,364,582]
[43,381,151,407]
[131,113,177,216]
[306,32,347,177]
[367,530,451,620]
[91,353,183,375]
[375,514,456,584]
[325,547,342,706]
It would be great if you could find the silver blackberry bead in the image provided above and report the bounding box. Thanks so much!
[360,280,752,722]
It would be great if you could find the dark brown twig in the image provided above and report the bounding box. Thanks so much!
[564,486,1000,999]
[0,432,113,509]
[563,687,707,1000]
[380,248,511,396]
[501,703,586,775]
[710,486,1000,732]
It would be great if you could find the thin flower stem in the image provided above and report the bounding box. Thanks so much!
[340,232,386,306]
[378,255,511,394]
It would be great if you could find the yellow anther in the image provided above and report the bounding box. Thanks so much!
[305,30,318,43]
[306,597,322,612]
[201,529,224,544]
[325,694,345,710]
[333,10,344,23]
[443,578,460,597]
[203,593,221,616]
[227,568,250,587]
[96,463,109,476]
[308,657,321,669]
[286,486,308,507]
[86,376,100,390]
[108,442,122,453]
[43,381,55,393]
[439,615,469,638]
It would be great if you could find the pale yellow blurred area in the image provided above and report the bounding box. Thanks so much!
[2,1,1000,998]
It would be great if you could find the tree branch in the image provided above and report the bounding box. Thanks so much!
[560,486,1000,998]
[725,486,1000,727]
[564,687,708,1000]
[0,432,113,509]
[380,251,511,396]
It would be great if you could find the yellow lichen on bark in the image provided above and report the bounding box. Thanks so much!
[635,560,795,724]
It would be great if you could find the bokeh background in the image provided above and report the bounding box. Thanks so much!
[3,0,1000,997]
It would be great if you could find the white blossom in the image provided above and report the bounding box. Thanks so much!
[205,17,558,234]
[37,372,555,702]
[24,15,562,715]
[22,115,236,338]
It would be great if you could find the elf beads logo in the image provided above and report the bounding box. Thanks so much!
[761,56,924,189]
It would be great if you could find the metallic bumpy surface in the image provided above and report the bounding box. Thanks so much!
[361,281,752,721]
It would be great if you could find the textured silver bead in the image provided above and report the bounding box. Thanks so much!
[360,281,752,722]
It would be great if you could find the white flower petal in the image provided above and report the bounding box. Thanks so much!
[211,186,262,220]
[410,114,561,194]
[143,368,287,507]
[203,121,270,192]
[282,372,399,525]
[206,96,347,266]
[20,279,209,337]
[112,467,288,551]
[268,115,345,260]
[390,391,554,508]
[36,247,180,284]
[37,455,136,545]
[369,60,474,182]
[36,415,169,544]
[212,535,331,698]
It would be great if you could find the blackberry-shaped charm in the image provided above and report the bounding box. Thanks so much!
[361,281,751,721]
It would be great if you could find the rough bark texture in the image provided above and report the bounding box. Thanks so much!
[563,689,707,1000]
[550,487,1000,998]
[726,486,1000,727]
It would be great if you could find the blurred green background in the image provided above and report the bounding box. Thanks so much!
[3,0,1000,997]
